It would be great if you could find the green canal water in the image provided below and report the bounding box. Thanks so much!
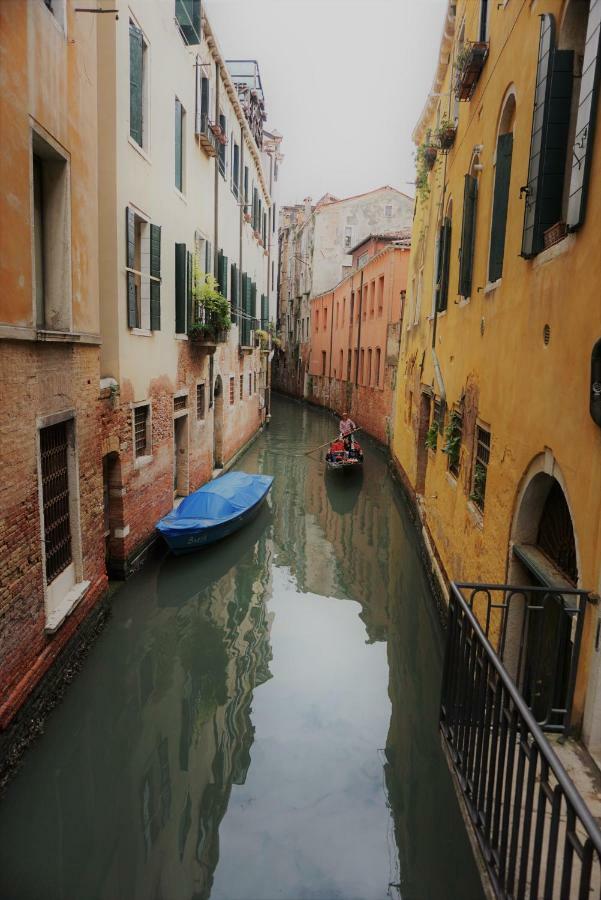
[0,395,484,900]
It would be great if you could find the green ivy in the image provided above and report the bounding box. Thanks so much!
[470,461,487,509]
[425,421,439,451]
[442,409,462,472]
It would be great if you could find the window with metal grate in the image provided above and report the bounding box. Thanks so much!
[229,377,235,404]
[196,383,205,420]
[472,425,491,511]
[134,405,149,457]
[174,394,187,412]
[40,422,72,582]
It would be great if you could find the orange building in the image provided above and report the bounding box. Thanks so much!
[307,233,410,444]
[0,0,107,743]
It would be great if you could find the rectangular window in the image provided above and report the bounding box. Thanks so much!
[240,374,244,399]
[344,226,352,249]
[447,410,463,478]
[175,98,185,193]
[232,141,240,198]
[435,217,452,312]
[431,399,442,452]
[249,372,252,395]
[369,282,375,318]
[229,376,235,404]
[472,425,491,511]
[175,0,201,45]
[360,348,365,384]
[129,21,147,149]
[459,174,478,296]
[126,208,161,331]
[385,204,393,217]
[377,276,384,316]
[134,404,150,457]
[196,383,205,420]
[40,422,72,583]
[32,134,71,331]
[244,166,249,205]
[254,372,257,394]
[174,394,187,412]
[347,352,352,381]
[367,348,372,386]
[489,133,513,282]
[375,348,381,387]
[339,350,343,379]
[322,351,326,375]
[175,242,187,334]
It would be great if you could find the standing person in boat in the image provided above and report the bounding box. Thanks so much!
[339,412,357,453]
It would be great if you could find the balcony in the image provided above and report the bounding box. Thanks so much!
[187,306,229,352]
[440,582,601,897]
[455,42,489,102]
[196,113,218,158]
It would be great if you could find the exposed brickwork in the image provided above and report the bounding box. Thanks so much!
[0,341,108,729]
[305,367,395,445]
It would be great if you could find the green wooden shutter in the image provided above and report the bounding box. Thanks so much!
[175,243,187,333]
[175,99,183,192]
[222,256,228,299]
[217,249,223,293]
[253,188,259,230]
[205,240,212,275]
[187,251,193,328]
[126,206,138,328]
[489,132,513,283]
[458,175,478,297]
[129,24,143,146]
[567,0,601,229]
[437,218,452,312]
[175,0,201,44]
[200,76,209,126]
[244,167,249,204]
[522,16,573,256]
[150,224,161,331]
[261,294,268,329]
[250,281,257,324]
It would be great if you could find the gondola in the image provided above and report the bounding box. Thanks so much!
[156,471,273,555]
[325,437,364,471]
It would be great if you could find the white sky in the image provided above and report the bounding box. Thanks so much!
[206,0,448,206]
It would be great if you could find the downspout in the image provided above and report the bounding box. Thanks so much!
[214,61,220,276]
[328,292,334,410]
[239,124,244,332]
[266,148,274,418]
[354,269,364,387]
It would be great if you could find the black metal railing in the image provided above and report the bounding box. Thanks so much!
[188,304,228,343]
[441,583,601,899]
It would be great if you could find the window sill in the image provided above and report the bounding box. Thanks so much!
[35,329,102,345]
[128,136,151,164]
[467,500,484,529]
[134,454,153,469]
[532,234,575,269]
[174,187,187,204]
[45,580,90,634]
[456,296,470,308]
[483,278,501,296]
[131,327,153,337]
[175,333,189,341]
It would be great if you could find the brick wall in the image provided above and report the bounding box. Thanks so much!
[306,365,395,446]
[0,341,107,728]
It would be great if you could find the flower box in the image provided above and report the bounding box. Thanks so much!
[543,221,567,249]
[437,124,457,151]
[455,42,489,102]
[424,146,437,170]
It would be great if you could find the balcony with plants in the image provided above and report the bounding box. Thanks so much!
[188,268,231,350]
[196,113,218,158]
[454,41,489,102]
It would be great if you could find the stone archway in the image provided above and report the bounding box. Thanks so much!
[213,374,224,469]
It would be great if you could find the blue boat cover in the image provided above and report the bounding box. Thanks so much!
[156,472,273,535]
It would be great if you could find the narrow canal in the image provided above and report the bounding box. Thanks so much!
[0,395,483,900]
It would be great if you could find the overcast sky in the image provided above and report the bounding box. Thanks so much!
[206,0,447,206]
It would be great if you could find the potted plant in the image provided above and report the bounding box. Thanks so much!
[455,41,489,101]
[414,133,436,202]
[255,328,270,351]
[189,259,232,343]
[435,115,457,151]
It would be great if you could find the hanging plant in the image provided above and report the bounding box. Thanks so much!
[189,256,231,341]
[435,115,457,151]
[425,422,439,451]
[414,130,436,202]
[442,409,462,471]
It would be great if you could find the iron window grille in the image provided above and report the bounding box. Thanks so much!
[239,374,244,399]
[447,410,463,478]
[472,424,491,511]
[248,373,252,395]
[196,383,205,420]
[134,405,149,457]
[174,394,187,412]
[40,422,72,583]
[229,377,235,404]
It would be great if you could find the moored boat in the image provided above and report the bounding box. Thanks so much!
[156,471,273,555]
[325,438,364,471]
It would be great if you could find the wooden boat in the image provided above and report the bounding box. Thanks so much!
[156,471,273,555]
[325,437,364,471]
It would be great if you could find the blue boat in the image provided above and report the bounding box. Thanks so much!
[156,471,273,555]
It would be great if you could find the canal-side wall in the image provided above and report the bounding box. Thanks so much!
[304,370,395,446]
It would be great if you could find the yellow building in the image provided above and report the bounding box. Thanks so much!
[391,0,601,750]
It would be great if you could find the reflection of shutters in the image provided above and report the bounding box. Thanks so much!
[187,251,193,328]
[489,132,513,282]
[150,224,161,331]
[522,15,573,256]
[175,243,187,333]
[438,217,451,312]
[129,24,143,145]
[567,0,601,229]
[458,175,478,297]
[126,206,137,328]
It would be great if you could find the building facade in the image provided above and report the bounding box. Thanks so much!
[307,235,410,444]
[390,0,601,749]
[97,1,280,576]
[0,0,107,729]
[274,187,413,399]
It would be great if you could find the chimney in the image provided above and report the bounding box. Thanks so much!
[303,196,313,223]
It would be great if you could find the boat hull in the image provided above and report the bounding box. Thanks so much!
[161,494,268,555]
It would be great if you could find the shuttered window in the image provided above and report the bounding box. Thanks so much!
[175,243,187,333]
[175,0,201,45]
[175,99,184,192]
[252,187,259,231]
[522,15,573,257]
[244,167,249,205]
[261,294,269,329]
[458,175,477,297]
[187,251,193,330]
[231,262,238,324]
[218,113,226,177]
[250,281,257,326]
[435,217,452,312]
[200,76,210,131]
[217,250,228,298]
[126,206,138,328]
[150,224,161,331]
[488,132,513,283]
[567,0,601,229]
[232,142,240,198]
[204,240,212,275]
[129,23,143,146]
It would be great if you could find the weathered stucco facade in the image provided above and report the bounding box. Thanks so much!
[391,0,601,746]
[0,0,107,730]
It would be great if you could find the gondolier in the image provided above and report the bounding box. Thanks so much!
[339,412,356,452]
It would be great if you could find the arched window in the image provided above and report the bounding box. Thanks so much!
[489,90,515,283]
[458,154,480,298]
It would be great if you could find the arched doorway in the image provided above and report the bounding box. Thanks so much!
[213,374,224,469]
[507,456,580,728]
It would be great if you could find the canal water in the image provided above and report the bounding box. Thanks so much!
[0,395,484,900]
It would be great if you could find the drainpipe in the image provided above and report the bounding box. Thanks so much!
[266,147,274,418]
[214,61,220,276]
[355,269,364,387]
[239,124,244,332]
[327,291,334,410]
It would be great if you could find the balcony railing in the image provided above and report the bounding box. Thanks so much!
[188,304,229,346]
[455,41,489,102]
[195,113,218,158]
[441,582,601,898]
